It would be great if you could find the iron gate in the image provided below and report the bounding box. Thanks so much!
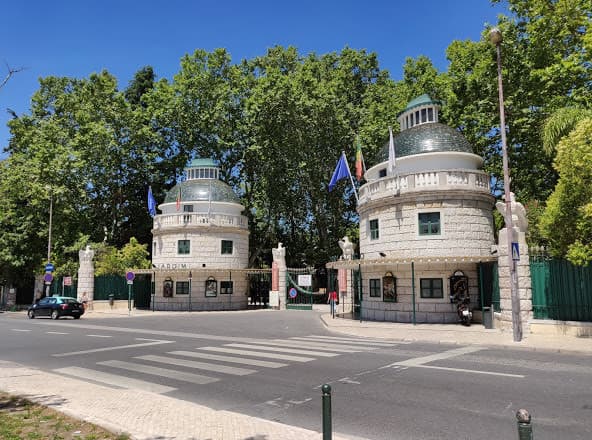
[286,269,314,310]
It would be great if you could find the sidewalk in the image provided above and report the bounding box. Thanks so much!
[320,312,592,355]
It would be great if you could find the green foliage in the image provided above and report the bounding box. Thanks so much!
[2,1,592,279]
[540,118,592,264]
[94,238,151,276]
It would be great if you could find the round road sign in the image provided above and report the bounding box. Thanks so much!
[289,288,297,298]
[43,273,53,283]
[126,271,135,281]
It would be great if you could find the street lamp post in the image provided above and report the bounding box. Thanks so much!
[47,190,53,264]
[489,27,522,342]
[45,189,54,298]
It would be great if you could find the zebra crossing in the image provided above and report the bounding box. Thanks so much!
[52,335,403,394]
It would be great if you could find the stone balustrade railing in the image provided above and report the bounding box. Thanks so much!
[153,213,248,230]
[359,169,490,204]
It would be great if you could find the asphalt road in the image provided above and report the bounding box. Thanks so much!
[1,310,591,440]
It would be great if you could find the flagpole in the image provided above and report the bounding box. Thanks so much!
[342,151,359,203]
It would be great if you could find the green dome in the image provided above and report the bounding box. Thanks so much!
[377,123,473,162]
[404,94,441,111]
[164,179,241,204]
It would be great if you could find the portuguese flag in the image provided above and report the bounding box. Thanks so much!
[355,136,364,182]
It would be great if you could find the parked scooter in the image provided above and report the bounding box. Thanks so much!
[456,295,472,326]
[451,278,472,326]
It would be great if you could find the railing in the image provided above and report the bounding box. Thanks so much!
[153,213,248,230]
[359,169,491,204]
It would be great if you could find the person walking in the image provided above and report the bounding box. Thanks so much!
[327,290,338,318]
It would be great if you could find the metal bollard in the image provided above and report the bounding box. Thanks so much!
[322,384,332,440]
[516,408,533,440]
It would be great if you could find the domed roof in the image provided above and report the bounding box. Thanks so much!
[377,122,474,161]
[403,94,441,112]
[164,179,241,204]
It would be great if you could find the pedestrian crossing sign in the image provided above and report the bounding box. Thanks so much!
[512,242,520,261]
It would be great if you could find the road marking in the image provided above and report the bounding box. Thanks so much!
[410,364,525,378]
[394,346,484,366]
[98,360,219,385]
[238,340,370,353]
[52,338,174,357]
[390,346,525,378]
[136,355,256,376]
[169,350,288,369]
[87,334,112,338]
[46,331,69,335]
[227,343,339,357]
[199,346,314,362]
[302,335,398,346]
[11,329,31,332]
[54,366,176,393]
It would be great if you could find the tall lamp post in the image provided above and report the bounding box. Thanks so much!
[489,27,522,342]
[45,188,54,298]
[47,189,53,264]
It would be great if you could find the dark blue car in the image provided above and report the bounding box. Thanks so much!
[27,296,85,320]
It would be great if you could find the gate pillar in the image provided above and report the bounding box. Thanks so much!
[77,245,95,302]
[271,243,287,310]
[496,227,532,333]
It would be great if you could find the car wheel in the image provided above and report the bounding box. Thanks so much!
[73,315,81,319]
[27,310,35,319]
[51,310,60,320]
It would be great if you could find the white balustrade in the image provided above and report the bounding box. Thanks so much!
[359,170,490,204]
[154,213,248,230]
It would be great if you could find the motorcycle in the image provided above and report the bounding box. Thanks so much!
[450,277,472,326]
[456,295,472,326]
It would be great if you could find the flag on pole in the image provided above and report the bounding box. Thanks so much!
[147,186,157,217]
[355,136,364,182]
[176,186,181,211]
[329,152,352,191]
[388,126,396,174]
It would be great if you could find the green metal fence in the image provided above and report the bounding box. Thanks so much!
[49,277,78,298]
[94,275,129,300]
[531,257,592,322]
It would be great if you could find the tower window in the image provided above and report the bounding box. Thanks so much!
[178,240,190,255]
[428,108,434,121]
[418,212,441,235]
[370,219,379,240]
[420,278,443,298]
[221,240,233,254]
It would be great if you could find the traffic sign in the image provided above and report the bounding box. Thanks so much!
[511,242,520,261]
[43,273,53,283]
[45,263,55,273]
[126,271,135,281]
[289,288,297,298]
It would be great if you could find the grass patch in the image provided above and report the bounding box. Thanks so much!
[0,392,130,440]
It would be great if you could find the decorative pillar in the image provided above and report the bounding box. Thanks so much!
[270,243,286,310]
[77,245,95,301]
[496,195,532,334]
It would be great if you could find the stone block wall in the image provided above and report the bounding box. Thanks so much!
[360,194,494,260]
[152,229,248,270]
[359,262,480,323]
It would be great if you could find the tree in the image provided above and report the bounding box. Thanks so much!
[0,62,24,90]
[540,116,592,264]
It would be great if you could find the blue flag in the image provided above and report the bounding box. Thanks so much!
[147,186,157,217]
[328,153,352,191]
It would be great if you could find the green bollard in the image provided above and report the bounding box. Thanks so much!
[322,384,332,440]
[516,409,533,440]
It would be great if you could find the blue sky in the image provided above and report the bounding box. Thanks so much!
[0,0,508,155]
